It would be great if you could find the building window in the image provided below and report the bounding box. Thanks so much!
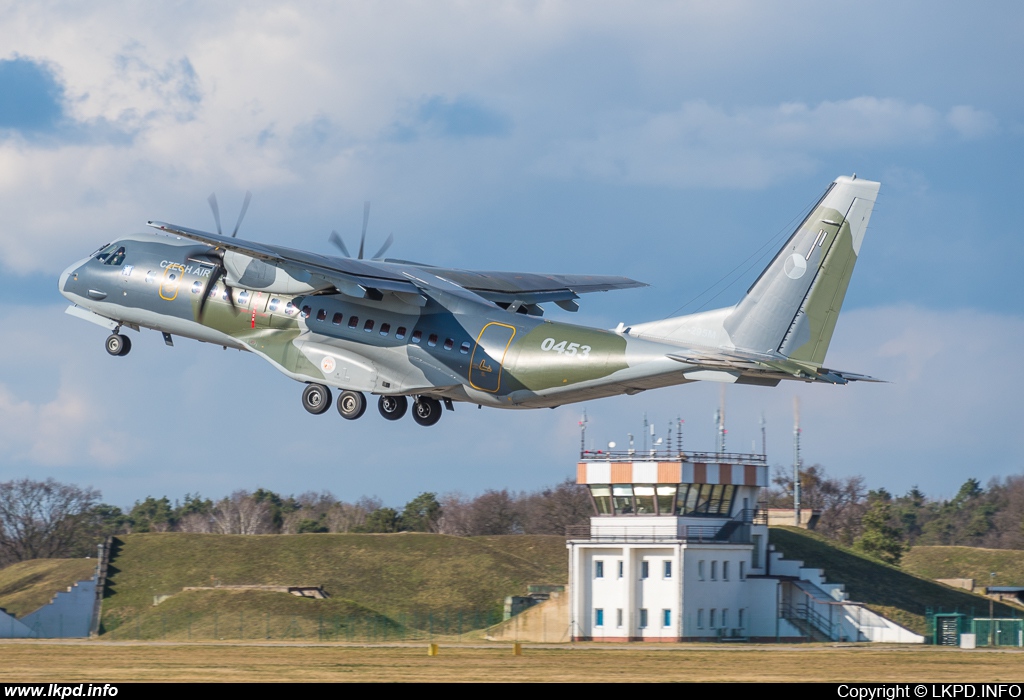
[595,560,604,578]
[617,561,624,579]
[332,312,343,325]
[316,308,326,321]
[723,561,730,581]
[662,609,671,627]
[722,609,729,628]
[396,327,407,339]
[663,561,672,578]
[738,608,745,629]
[595,608,604,627]
[363,319,374,332]
[639,609,648,628]
[697,609,704,629]
[710,609,717,628]
[348,316,358,329]
[698,560,705,581]
[710,561,718,581]
[640,561,649,579]
[616,609,623,627]
[739,561,746,581]
[752,535,763,569]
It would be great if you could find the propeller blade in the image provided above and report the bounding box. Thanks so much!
[329,230,351,257]
[197,263,224,321]
[371,233,394,260]
[208,194,223,236]
[230,190,252,238]
[358,200,370,259]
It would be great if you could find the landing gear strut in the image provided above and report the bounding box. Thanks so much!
[302,383,332,415]
[337,390,367,420]
[378,395,408,421]
[412,397,443,427]
[105,333,131,356]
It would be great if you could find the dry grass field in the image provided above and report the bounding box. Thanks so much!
[1,641,1022,683]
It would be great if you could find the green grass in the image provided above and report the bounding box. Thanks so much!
[0,558,96,618]
[903,546,1024,588]
[769,527,1022,635]
[468,535,567,583]
[100,533,562,635]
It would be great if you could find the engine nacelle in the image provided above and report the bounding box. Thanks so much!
[223,250,333,295]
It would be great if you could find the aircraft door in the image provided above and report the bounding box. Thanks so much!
[469,322,516,393]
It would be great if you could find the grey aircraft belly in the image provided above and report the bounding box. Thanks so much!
[59,175,882,426]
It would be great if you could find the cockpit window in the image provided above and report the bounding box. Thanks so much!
[104,247,126,266]
[94,243,118,262]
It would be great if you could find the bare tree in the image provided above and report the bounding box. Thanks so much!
[520,479,592,534]
[210,491,272,535]
[177,512,214,533]
[0,478,101,564]
[436,492,474,536]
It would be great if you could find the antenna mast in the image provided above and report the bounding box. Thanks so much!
[793,397,802,527]
[579,409,588,455]
[716,385,727,454]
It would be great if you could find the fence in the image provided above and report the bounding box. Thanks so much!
[927,609,1024,647]
[99,609,504,642]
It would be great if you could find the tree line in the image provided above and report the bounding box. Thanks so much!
[0,477,591,566]
[765,466,1024,564]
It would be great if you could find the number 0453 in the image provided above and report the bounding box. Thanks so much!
[540,337,591,358]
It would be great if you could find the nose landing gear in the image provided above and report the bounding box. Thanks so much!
[105,333,132,356]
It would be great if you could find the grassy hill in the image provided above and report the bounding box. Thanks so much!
[0,558,96,618]
[99,533,566,639]
[903,546,1024,588]
[770,527,1022,635]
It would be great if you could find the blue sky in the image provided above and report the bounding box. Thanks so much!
[0,2,1021,508]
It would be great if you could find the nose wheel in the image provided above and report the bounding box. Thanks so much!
[337,390,368,420]
[105,333,131,356]
[301,383,332,414]
[378,395,408,421]
[412,397,443,426]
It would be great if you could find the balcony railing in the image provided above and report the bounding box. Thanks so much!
[580,449,766,465]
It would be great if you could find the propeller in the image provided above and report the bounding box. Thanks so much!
[328,201,395,260]
[197,191,251,321]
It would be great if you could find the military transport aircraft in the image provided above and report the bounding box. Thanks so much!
[59,175,880,426]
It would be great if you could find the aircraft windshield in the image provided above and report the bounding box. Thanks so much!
[93,243,117,261]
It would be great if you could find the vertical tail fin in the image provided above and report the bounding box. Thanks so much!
[723,175,879,364]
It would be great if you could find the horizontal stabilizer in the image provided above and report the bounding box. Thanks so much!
[666,350,884,385]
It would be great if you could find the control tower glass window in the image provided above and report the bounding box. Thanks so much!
[590,485,612,515]
[656,486,676,515]
[675,484,737,517]
[611,485,634,515]
[634,486,655,515]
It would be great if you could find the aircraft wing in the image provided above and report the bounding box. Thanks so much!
[665,348,885,385]
[147,221,646,312]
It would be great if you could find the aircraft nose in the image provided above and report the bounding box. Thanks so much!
[58,259,84,297]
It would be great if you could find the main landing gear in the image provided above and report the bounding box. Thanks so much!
[105,332,132,356]
[299,384,446,426]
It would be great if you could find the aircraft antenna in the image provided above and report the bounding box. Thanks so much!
[793,396,802,527]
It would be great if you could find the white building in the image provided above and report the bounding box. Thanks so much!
[567,449,923,643]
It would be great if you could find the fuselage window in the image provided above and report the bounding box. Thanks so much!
[427,333,438,347]
[208,284,219,297]
[443,338,454,351]
[301,305,311,318]
[104,247,126,266]
[332,312,343,325]
[395,327,407,339]
[379,323,391,336]
[316,308,327,321]
[191,281,203,294]
[285,302,297,315]
[269,298,280,312]
[238,291,250,306]
[411,330,422,344]
[145,271,156,284]
[348,316,359,329]
[460,341,471,354]
[363,319,374,332]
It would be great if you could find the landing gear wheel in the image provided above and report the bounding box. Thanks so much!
[412,397,443,427]
[377,395,408,421]
[105,334,131,356]
[337,390,367,420]
[302,383,332,415]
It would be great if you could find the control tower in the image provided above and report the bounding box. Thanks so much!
[568,445,773,641]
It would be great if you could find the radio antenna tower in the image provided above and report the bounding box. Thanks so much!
[579,409,588,455]
[716,385,727,454]
[793,397,802,527]
[761,412,767,458]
